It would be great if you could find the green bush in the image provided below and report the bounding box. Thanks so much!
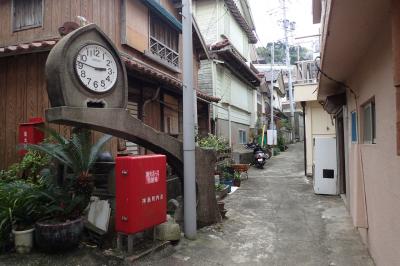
[0,150,50,183]
[198,134,229,151]
[277,133,286,152]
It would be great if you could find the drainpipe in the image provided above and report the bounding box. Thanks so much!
[228,105,232,146]
[142,86,161,118]
[301,101,307,176]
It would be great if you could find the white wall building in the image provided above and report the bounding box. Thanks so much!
[194,0,260,146]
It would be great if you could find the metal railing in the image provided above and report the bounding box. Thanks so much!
[295,60,319,84]
[150,36,179,68]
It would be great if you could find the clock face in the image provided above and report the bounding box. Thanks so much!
[74,44,118,93]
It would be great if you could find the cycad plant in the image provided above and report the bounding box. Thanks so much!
[27,127,112,200]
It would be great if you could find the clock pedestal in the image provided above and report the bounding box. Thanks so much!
[45,23,221,227]
[45,106,222,226]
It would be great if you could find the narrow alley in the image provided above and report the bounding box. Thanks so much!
[137,143,374,266]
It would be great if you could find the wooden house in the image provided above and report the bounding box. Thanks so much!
[0,0,219,170]
[193,0,261,147]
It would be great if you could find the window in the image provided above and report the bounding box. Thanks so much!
[362,99,376,144]
[12,0,43,31]
[351,111,357,143]
[239,129,247,144]
[149,13,179,68]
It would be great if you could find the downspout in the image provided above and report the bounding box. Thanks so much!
[142,86,161,118]
[301,101,307,176]
[228,105,232,146]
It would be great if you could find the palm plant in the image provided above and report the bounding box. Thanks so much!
[26,127,112,200]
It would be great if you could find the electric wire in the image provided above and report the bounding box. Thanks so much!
[313,55,369,228]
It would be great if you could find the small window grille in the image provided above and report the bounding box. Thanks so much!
[149,13,179,68]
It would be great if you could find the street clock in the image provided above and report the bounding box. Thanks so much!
[46,24,127,109]
[74,44,118,93]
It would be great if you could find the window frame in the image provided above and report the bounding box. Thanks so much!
[238,129,247,144]
[12,0,44,32]
[361,99,376,144]
[145,11,180,72]
[351,110,358,143]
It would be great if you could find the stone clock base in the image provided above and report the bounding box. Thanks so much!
[45,106,221,226]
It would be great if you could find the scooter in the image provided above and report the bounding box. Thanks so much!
[253,145,271,169]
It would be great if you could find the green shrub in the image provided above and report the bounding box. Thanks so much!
[0,150,50,183]
[198,134,229,151]
[277,133,286,152]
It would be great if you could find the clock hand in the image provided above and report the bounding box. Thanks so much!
[77,60,107,71]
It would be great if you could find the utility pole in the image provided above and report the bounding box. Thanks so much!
[182,0,197,239]
[270,42,274,154]
[282,0,295,140]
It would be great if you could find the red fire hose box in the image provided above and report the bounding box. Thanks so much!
[115,155,167,234]
[18,117,45,156]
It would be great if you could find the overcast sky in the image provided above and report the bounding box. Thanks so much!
[248,0,320,48]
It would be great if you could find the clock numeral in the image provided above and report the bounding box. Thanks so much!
[77,62,83,69]
[94,49,100,57]
[106,60,111,67]
[86,77,91,85]
[80,70,86,78]
[106,76,111,82]
[101,80,105,87]
[81,55,87,62]
[93,81,98,88]
[107,68,112,75]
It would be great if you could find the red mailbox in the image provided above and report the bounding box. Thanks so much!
[18,117,45,156]
[115,155,167,234]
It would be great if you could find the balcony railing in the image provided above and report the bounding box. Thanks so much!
[295,60,319,84]
[149,36,179,68]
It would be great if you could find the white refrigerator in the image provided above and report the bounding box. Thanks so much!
[313,137,338,195]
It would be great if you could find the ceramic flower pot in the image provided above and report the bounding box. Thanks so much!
[35,217,83,253]
[12,228,35,254]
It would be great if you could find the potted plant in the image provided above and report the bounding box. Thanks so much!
[0,180,46,254]
[233,171,241,187]
[0,150,52,254]
[27,127,111,252]
[34,186,86,252]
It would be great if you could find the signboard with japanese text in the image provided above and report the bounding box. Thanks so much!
[115,154,167,234]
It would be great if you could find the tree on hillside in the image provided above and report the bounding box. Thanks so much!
[256,41,313,65]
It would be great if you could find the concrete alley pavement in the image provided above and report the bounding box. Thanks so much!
[136,142,374,266]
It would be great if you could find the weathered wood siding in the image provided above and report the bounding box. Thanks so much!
[0,53,117,170]
[198,60,213,96]
[0,0,204,169]
[0,0,120,47]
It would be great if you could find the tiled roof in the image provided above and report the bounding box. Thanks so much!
[121,54,182,89]
[224,0,258,44]
[0,39,59,56]
[0,39,220,103]
[121,54,220,103]
[260,69,282,82]
[210,43,260,87]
